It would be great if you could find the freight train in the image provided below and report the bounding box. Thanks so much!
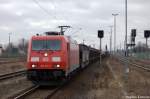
[27,32,100,85]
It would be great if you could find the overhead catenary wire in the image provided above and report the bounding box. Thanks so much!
[32,0,57,20]
[32,0,71,22]
[32,0,74,32]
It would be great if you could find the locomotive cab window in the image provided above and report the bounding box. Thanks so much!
[32,40,61,51]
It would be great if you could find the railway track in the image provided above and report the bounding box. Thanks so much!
[10,85,39,99]
[45,86,64,99]
[117,55,150,71]
[11,84,64,99]
[0,70,26,81]
[0,60,25,64]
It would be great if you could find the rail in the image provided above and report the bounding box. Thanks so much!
[116,55,150,71]
[0,70,26,81]
[12,85,39,99]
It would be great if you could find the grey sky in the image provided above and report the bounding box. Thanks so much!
[0,0,150,49]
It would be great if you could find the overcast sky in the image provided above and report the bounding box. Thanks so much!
[0,0,150,49]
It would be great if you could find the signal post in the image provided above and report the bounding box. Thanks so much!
[98,30,104,65]
[144,30,150,48]
[144,30,150,59]
[130,29,136,56]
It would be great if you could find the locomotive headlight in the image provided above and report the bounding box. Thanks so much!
[56,64,60,68]
[52,57,61,62]
[44,53,48,57]
[31,64,36,68]
[54,64,60,68]
[31,57,39,62]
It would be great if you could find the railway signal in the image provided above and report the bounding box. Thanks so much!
[98,30,104,38]
[131,29,136,37]
[127,29,136,57]
[144,30,150,48]
[98,30,104,64]
[131,29,136,45]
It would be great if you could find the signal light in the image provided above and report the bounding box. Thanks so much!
[144,30,150,38]
[98,30,104,38]
[131,29,136,37]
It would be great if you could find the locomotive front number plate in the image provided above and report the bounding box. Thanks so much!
[43,57,49,62]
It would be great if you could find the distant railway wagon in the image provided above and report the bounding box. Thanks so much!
[79,44,90,68]
[27,32,100,85]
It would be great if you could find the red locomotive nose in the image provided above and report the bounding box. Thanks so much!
[27,36,67,70]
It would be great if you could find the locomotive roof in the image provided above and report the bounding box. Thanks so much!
[31,35,70,42]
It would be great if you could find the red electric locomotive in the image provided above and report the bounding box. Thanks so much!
[27,32,80,85]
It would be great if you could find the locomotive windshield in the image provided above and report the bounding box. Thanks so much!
[32,40,61,51]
